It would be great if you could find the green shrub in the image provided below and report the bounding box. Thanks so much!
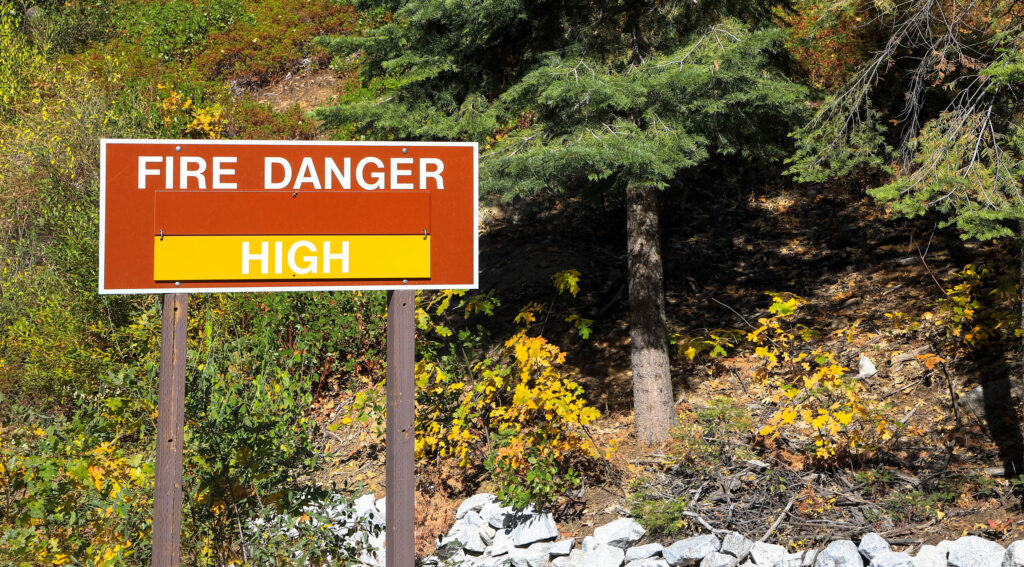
[229,98,317,140]
[128,0,248,62]
[195,0,357,84]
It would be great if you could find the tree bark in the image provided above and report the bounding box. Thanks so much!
[626,182,676,445]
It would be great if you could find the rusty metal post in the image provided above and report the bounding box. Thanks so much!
[386,290,416,567]
[153,293,188,567]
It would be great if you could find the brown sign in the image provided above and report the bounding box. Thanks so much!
[99,139,478,293]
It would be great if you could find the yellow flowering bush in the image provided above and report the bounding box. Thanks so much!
[0,2,46,116]
[750,293,893,460]
[158,85,226,139]
[413,279,608,509]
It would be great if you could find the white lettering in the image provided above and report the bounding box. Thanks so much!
[293,157,322,189]
[212,157,237,189]
[265,157,292,189]
[323,241,349,274]
[274,241,283,274]
[138,156,163,189]
[287,241,317,274]
[242,241,269,275]
[324,157,351,190]
[180,157,207,189]
[356,157,386,190]
[165,156,174,189]
[420,158,445,189]
[391,157,414,190]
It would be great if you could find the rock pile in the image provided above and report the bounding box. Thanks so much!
[413,493,1024,567]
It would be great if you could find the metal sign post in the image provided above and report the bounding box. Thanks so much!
[386,290,416,567]
[153,293,188,567]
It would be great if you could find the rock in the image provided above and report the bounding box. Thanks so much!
[552,555,576,567]
[721,533,754,558]
[509,511,559,546]
[946,536,1005,567]
[815,541,863,567]
[550,538,576,557]
[354,493,383,526]
[457,493,497,520]
[583,536,599,552]
[1003,542,1024,567]
[664,535,721,566]
[446,513,488,553]
[750,542,787,567]
[627,544,665,561]
[584,544,628,567]
[782,551,818,567]
[470,555,509,567]
[703,552,739,567]
[490,529,513,556]
[595,518,647,549]
[508,541,552,567]
[857,355,877,379]
[483,501,517,530]
[858,534,891,562]
[870,552,914,567]
[914,545,947,567]
[626,559,671,567]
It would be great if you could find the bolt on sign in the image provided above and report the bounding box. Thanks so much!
[99,139,478,294]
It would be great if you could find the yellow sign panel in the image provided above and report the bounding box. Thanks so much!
[154,235,430,281]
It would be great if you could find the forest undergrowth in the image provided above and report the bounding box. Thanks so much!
[2,0,1024,564]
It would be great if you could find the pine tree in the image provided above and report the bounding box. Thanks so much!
[318,1,808,445]
[787,0,1024,374]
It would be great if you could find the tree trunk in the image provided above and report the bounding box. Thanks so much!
[626,182,676,445]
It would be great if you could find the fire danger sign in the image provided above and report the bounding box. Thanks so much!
[99,139,478,293]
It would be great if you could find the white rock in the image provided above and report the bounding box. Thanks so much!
[457,493,497,520]
[583,535,600,552]
[721,533,754,558]
[858,534,890,562]
[627,559,671,567]
[354,493,383,527]
[446,514,488,553]
[582,543,628,567]
[664,535,722,566]
[510,511,559,546]
[508,541,552,567]
[782,552,806,567]
[815,541,864,567]
[750,542,787,567]
[627,544,665,561]
[483,501,516,529]
[703,552,739,567]
[870,552,914,567]
[1003,542,1024,567]
[946,536,1005,567]
[491,529,513,556]
[552,555,576,567]
[595,518,647,549]
[857,355,877,379]
[550,538,576,557]
[914,545,947,567]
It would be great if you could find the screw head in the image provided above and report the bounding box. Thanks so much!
[174,282,181,287]
[402,148,408,154]
[175,146,182,151]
